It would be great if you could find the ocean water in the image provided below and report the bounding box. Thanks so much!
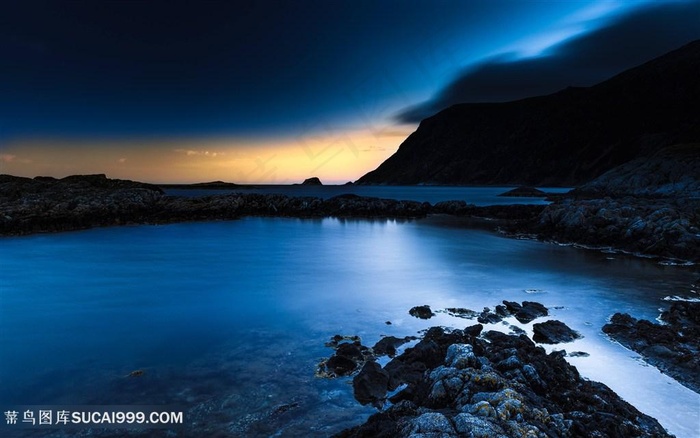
[1,215,698,436]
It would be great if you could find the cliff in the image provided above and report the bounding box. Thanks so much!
[358,40,700,186]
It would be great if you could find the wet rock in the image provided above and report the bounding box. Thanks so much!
[352,361,389,408]
[500,301,548,323]
[477,307,503,324]
[509,326,526,336]
[445,344,479,370]
[453,412,507,437]
[325,334,362,348]
[409,305,435,320]
[400,412,456,436]
[603,301,700,393]
[512,301,548,324]
[324,355,358,377]
[535,196,700,263]
[532,320,582,344]
[319,335,373,377]
[372,336,416,358]
[568,351,590,358]
[444,307,478,319]
[336,323,670,438]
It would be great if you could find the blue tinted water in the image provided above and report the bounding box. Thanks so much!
[1,216,698,436]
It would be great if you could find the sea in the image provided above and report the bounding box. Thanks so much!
[1,187,698,437]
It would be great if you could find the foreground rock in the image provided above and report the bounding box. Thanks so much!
[603,300,700,393]
[477,300,548,325]
[409,305,435,320]
[532,320,582,344]
[336,326,670,437]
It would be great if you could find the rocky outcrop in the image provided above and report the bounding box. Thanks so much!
[573,144,700,198]
[534,197,700,262]
[358,40,700,186]
[603,301,700,393]
[335,326,670,437]
[408,305,435,320]
[498,186,548,197]
[475,301,549,325]
[300,177,323,185]
[0,174,165,235]
[525,145,700,263]
[532,320,582,344]
[0,175,433,236]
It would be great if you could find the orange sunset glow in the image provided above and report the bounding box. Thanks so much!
[0,125,414,184]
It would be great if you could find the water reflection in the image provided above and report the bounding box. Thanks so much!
[0,217,697,436]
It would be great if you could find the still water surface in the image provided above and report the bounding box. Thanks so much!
[1,215,698,436]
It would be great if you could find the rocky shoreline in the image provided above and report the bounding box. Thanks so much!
[2,173,698,263]
[603,300,700,394]
[318,303,672,437]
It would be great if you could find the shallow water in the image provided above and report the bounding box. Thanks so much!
[1,216,698,437]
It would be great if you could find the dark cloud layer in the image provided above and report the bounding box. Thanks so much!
[397,1,700,123]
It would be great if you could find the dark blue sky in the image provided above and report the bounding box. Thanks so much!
[1,0,699,183]
[4,0,697,142]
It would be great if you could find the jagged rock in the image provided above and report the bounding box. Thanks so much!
[443,308,478,319]
[535,196,700,262]
[352,361,389,408]
[318,336,373,378]
[511,301,548,324]
[603,301,700,393]
[372,336,416,358]
[409,305,435,320]
[336,324,670,438]
[532,320,582,344]
[400,412,456,436]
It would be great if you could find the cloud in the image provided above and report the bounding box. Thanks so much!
[118,157,127,163]
[0,153,31,164]
[397,1,700,122]
[174,148,226,157]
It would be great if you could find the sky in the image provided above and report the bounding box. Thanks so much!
[1,0,698,184]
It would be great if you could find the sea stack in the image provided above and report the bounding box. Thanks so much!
[301,177,323,185]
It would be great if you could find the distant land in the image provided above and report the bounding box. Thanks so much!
[358,40,700,186]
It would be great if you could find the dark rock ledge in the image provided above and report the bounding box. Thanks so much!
[0,174,544,237]
[603,300,700,394]
[0,175,435,236]
[329,326,670,438]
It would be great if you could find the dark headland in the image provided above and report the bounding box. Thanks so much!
[2,40,700,437]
